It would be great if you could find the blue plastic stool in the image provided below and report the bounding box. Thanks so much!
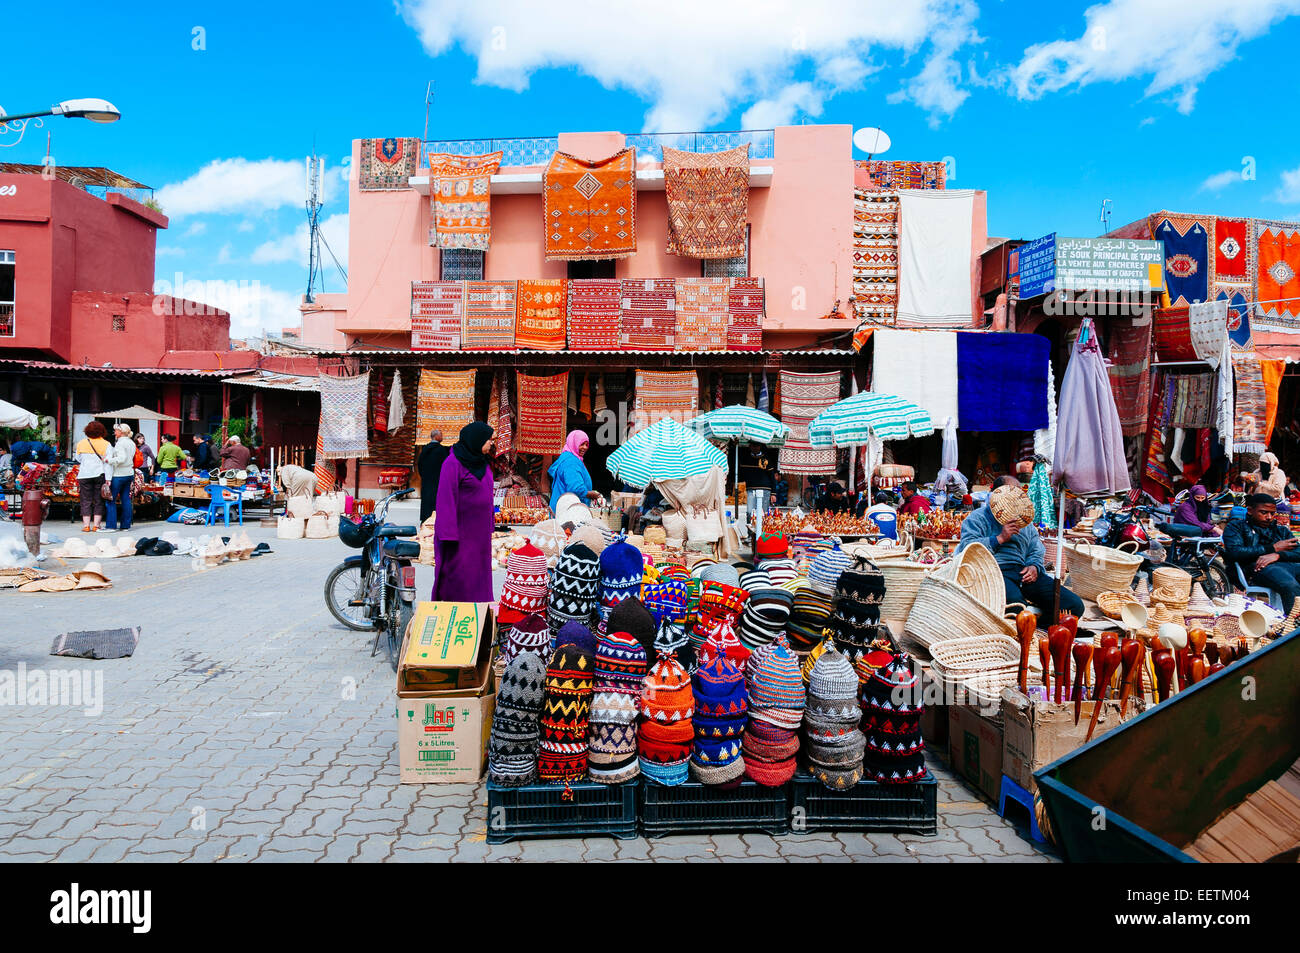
[874,512,898,540]
[997,774,1045,843]
[203,484,244,526]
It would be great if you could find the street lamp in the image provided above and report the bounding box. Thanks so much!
[0,98,121,147]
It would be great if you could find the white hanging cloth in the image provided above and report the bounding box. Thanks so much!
[1033,357,1057,463]
[387,370,407,431]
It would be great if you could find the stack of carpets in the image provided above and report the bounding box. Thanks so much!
[426,151,501,250]
[620,278,676,351]
[410,280,464,350]
[776,370,840,475]
[567,279,622,349]
[852,189,900,325]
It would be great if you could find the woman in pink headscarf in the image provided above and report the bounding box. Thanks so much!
[548,429,600,515]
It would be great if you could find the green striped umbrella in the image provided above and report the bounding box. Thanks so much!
[607,417,729,489]
[686,406,789,446]
[808,391,934,447]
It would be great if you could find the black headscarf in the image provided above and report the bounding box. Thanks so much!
[452,421,494,480]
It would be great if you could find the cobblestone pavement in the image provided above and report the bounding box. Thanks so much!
[0,506,1058,862]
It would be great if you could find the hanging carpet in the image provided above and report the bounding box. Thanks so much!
[516,372,568,455]
[662,144,749,259]
[776,370,840,476]
[726,277,764,351]
[543,148,637,261]
[515,278,567,351]
[674,278,729,352]
[463,280,517,350]
[427,151,502,250]
[416,369,477,446]
[411,280,464,351]
[620,278,676,351]
[358,137,420,191]
[567,278,622,349]
[319,372,371,460]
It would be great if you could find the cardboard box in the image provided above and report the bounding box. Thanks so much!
[396,689,495,784]
[1001,688,1146,795]
[397,601,495,692]
[948,703,1004,803]
[917,664,948,749]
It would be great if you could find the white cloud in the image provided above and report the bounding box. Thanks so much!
[185,221,207,236]
[1199,169,1242,192]
[398,0,981,129]
[1008,0,1300,113]
[1276,165,1300,203]
[237,220,256,232]
[250,213,350,267]
[1138,116,1156,127]
[216,244,234,265]
[156,158,308,217]
[741,83,825,129]
[156,246,185,257]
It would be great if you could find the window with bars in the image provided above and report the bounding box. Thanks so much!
[701,225,750,278]
[0,250,14,337]
[111,314,126,333]
[567,259,617,279]
[439,248,485,281]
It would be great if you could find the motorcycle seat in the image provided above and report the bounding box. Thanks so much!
[383,539,421,559]
[375,524,417,538]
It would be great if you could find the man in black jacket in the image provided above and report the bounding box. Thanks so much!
[191,434,217,471]
[1223,493,1300,612]
[417,430,450,522]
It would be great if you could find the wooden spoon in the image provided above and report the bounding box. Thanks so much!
[1049,625,1072,705]
[1072,641,1092,724]
[1190,657,1208,684]
[1094,632,1118,690]
[1016,609,1037,696]
[1086,645,1123,742]
[1188,627,1208,658]
[1119,638,1146,718]
[1038,636,1051,697]
[1153,649,1176,702]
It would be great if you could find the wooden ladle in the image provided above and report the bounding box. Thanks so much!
[1086,645,1123,742]
[1072,640,1092,724]
[1153,649,1176,702]
[1049,625,1073,705]
[1119,638,1146,718]
[1016,609,1036,696]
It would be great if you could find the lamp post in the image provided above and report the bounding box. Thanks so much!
[0,98,121,147]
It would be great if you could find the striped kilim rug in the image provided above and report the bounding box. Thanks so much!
[1232,352,1268,453]
[494,370,514,457]
[854,160,946,190]
[674,278,729,352]
[318,372,371,460]
[633,369,699,434]
[777,370,840,475]
[314,431,334,493]
[416,369,477,446]
[852,190,899,325]
[620,278,676,351]
[411,280,464,350]
[516,372,569,455]
[515,278,567,350]
[463,280,517,349]
[567,279,622,349]
[726,277,764,351]
[358,137,421,191]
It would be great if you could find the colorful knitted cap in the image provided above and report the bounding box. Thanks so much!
[594,630,648,688]
[537,644,594,784]
[555,620,598,657]
[599,537,643,603]
[606,596,657,661]
[698,561,742,588]
[697,617,752,668]
[498,652,547,714]
[835,557,886,606]
[500,612,551,664]
[587,722,640,783]
[755,530,790,559]
[498,541,550,624]
[640,653,694,723]
[808,545,853,595]
[808,644,860,703]
[738,567,772,592]
[642,579,689,627]
[692,654,746,702]
[744,633,806,711]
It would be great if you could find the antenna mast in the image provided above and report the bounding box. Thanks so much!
[305,153,324,302]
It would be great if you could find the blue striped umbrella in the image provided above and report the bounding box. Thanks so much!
[607,418,729,489]
[808,391,934,448]
[686,405,789,446]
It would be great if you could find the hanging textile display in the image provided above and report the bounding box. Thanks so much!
[620,278,676,351]
[662,144,749,259]
[851,190,899,325]
[567,279,622,349]
[1153,214,1211,306]
[318,372,371,460]
[515,279,567,351]
[367,371,417,466]
[872,329,960,427]
[1141,377,1172,501]
[1213,284,1254,350]
[745,374,756,408]
[674,277,729,352]
[515,372,567,455]
[411,280,464,351]
[1231,352,1268,454]
[1162,374,1216,428]
[955,331,1049,431]
[726,277,764,351]
[1106,318,1154,437]
[713,373,724,410]
[357,137,420,191]
[593,375,607,416]
[776,370,840,475]
[1213,217,1251,282]
[758,373,770,414]
[314,431,334,494]
[854,160,946,191]
[487,372,501,452]
[496,370,514,457]
[416,369,477,446]
[372,371,389,435]
[543,148,637,261]
[1262,359,1286,445]
[1187,300,1228,369]
[631,369,698,433]
[1152,306,1197,362]
[1254,220,1300,329]
[895,190,976,328]
[463,280,517,350]
[1029,461,1056,530]
[387,370,407,432]
[579,374,593,418]
[427,151,502,250]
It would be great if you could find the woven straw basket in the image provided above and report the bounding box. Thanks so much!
[940,542,1006,616]
[1152,565,1193,599]
[878,559,937,621]
[929,634,1022,707]
[1060,541,1143,601]
[1097,589,1141,620]
[843,532,913,563]
[904,575,1016,653]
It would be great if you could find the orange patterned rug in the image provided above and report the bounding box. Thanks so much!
[663,144,750,259]
[427,151,502,250]
[416,369,477,446]
[463,280,517,350]
[632,369,699,433]
[516,372,569,454]
[515,279,567,351]
[544,149,637,261]
[674,278,729,352]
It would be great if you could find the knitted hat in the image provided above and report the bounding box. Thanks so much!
[547,542,601,637]
[640,653,694,724]
[806,729,866,767]
[697,617,751,669]
[811,761,864,790]
[599,538,643,607]
[689,756,747,785]
[643,579,689,627]
[801,636,832,684]
[571,522,609,555]
[743,750,797,787]
[640,758,689,786]
[497,541,550,624]
[745,634,806,712]
[594,630,649,688]
[487,653,547,787]
[738,567,772,592]
[834,556,887,607]
[755,530,790,559]
[587,722,640,784]
[555,621,598,657]
[500,612,551,664]
[537,644,595,784]
[808,645,860,703]
[808,545,853,595]
[529,519,568,567]
[606,597,657,661]
[757,556,797,586]
[738,587,792,650]
[698,562,742,588]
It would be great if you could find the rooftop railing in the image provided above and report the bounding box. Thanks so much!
[422,129,775,166]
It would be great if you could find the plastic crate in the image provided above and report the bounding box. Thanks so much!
[486,780,638,844]
[788,771,938,835]
[639,779,789,838]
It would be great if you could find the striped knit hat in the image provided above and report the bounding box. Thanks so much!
[587,722,640,784]
[547,542,601,638]
[638,654,693,785]
[757,556,798,587]
[808,545,853,595]
[606,597,657,662]
[738,587,793,650]
[591,631,648,724]
[498,542,550,625]
[500,612,551,664]
[487,652,547,787]
[537,644,595,784]
[745,632,805,730]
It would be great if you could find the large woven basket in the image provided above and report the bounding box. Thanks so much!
[1061,541,1143,601]
[929,634,1022,708]
[843,532,913,563]
[878,559,936,621]
[1152,565,1193,599]
[938,542,1006,617]
[904,575,1016,653]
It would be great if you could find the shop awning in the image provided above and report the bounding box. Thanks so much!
[222,370,320,391]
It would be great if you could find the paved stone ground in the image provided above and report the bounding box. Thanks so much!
[0,504,1058,862]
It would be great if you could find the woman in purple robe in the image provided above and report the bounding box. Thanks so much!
[432,421,496,602]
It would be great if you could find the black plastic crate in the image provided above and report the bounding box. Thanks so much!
[788,771,937,835]
[639,779,789,838]
[486,780,638,844]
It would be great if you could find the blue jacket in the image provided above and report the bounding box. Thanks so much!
[1223,516,1300,578]
[957,502,1045,574]
[547,451,592,514]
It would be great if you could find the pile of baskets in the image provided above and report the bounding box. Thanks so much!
[903,542,1015,656]
[1059,540,1143,601]
[929,635,1025,709]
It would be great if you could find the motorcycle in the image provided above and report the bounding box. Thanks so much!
[324,488,420,670]
[1092,496,1232,600]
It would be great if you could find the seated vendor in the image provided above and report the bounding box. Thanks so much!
[958,476,1084,619]
[1224,493,1300,614]
[1169,484,1220,537]
[898,481,932,516]
[822,481,852,514]
[857,491,895,520]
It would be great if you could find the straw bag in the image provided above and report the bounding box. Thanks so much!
[287,496,315,519]
[305,514,333,538]
[276,517,305,540]
[1152,565,1193,599]
[878,559,937,621]
[904,575,1017,654]
[929,634,1022,707]
[942,542,1006,616]
[1061,541,1143,601]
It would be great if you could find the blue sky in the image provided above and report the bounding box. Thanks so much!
[4,0,1300,336]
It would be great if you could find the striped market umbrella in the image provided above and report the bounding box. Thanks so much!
[686,405,789,446]
[808,391,934,448]
[607,417,728,489]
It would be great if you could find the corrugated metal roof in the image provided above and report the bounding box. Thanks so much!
[223,370,320,391]
[0,359,226,378]
[292,347,854,357]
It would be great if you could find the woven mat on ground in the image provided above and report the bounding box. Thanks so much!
[620,278,676,351]
[463,280,517,349]
[358,137,420,191]
[515,278,567,350]
[319,372,370,460]
[1153,212,1211,307]
[1107,317,1154,436]
[1214,217,1251,283]
[367,370,417,466]
[1153,306,1196,363]
[852,190,899,325]
[516,372,569,455]
[416,369,476,446]
[727,277,764,351]
[543,149,636,261]
[1162,373,1216,428]
[633,369,698,433]
[776,370,840,475]
[1255,220,1300,329]
[567,279,622,349]
[1232,352,1268,454]
[411,280,464,351]
[855,160,946,190]
[674,278,729,352]
[662,144,749,259]
[427,151,502,250]
[51,626,140,659]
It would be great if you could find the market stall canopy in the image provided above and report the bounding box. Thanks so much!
[102,405,181,422]
[607,417,729,489]
[808,391,934,447]
[1053,320,1130,496]
[0,398,38,429]
[686,406,789,446]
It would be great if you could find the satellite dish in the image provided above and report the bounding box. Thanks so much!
[853,127,892,157]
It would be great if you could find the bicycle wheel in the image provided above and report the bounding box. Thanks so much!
[324,562,377,631]
[1200,558,1232,601]
[386,599,414,672]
